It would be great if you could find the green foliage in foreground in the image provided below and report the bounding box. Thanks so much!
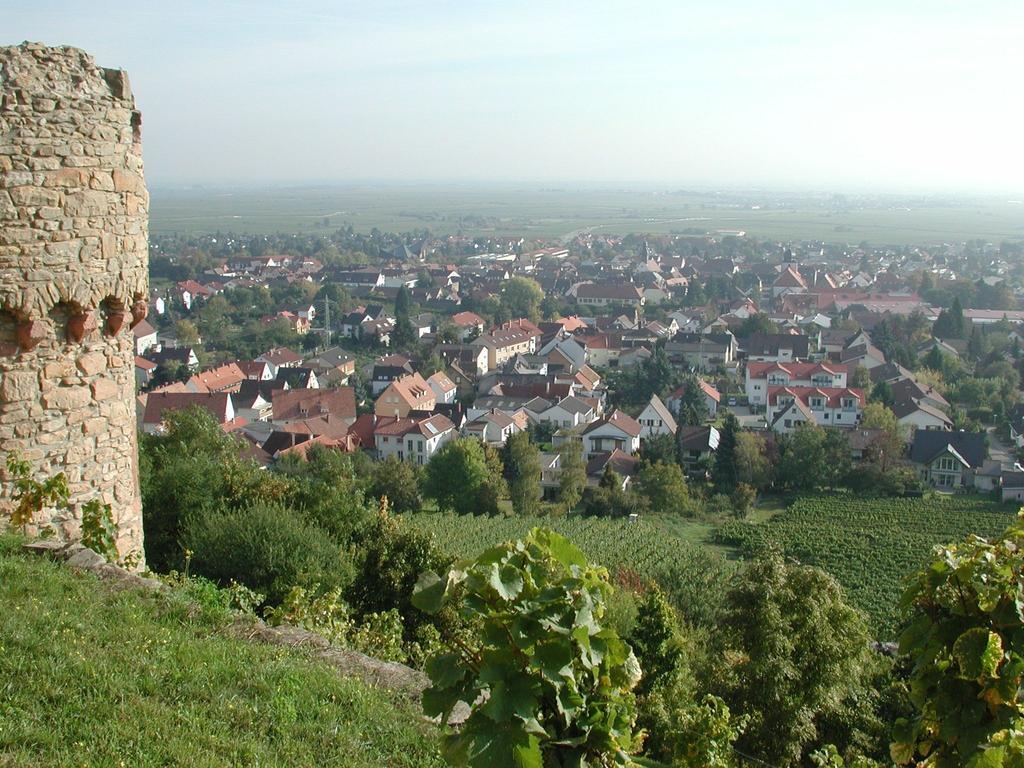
[714,494,1014,638]
[404,513,734,627]
[0,535,442,768]
[413,528,643,767]
[894,513,1024,767]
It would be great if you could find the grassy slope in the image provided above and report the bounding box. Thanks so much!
[0,537,442,768]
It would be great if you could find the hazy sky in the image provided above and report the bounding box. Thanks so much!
[7,1,1024,192]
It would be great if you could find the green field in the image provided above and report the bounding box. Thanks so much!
[714,494,1016,639]
[402,512,734,627]
[0,536,442,767]
[149,185,1024,246]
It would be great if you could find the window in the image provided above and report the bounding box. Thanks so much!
[937,457,957,472]
[784,419,792,428]
[810,397,824,409]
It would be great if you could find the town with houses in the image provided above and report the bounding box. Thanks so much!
[134,229,1024,503]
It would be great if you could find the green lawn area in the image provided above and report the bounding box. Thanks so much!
[0,536,443,768]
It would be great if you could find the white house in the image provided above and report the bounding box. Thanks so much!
[745,361,848,407]
[374,414,456,465]
[581,409,642,458]
[766,386,864,433]
[535,396,597,430]
[636,394,678,438]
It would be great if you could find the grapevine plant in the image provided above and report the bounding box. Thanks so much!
[893,512,1024,766]
[412,527,645,767]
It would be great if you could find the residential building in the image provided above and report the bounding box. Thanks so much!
[374,372,436,418]
[581,409,642,458]
[744,361,848,406]
[766,386,864,433]
[909,431,988,490]
[473,327,537,371]
[636,394,678,438]
[142,392,237,435]
[375,414,456,465]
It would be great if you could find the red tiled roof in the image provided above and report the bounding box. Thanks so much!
[766,386,864,408]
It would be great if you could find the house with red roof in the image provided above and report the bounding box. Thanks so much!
[745,361,849,406]
[766,386,864,433]
[581,409,642,458]
[141,391,240,435]
[375,414,456,465]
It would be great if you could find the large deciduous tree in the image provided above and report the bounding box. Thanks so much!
[715,550,872,767]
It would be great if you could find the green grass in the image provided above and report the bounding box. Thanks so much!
[148,185,1024,245]
[0,536,443,768]
[714,494,1016,640]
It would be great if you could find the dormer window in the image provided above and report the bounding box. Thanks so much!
[810,397,825,410]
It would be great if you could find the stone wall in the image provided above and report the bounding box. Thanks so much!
[0,42,148,562]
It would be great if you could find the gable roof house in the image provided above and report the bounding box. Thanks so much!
[142,392,238,435]
[840,342,887,370]
[580,409,642,458]
[426,371,457,404]
[188,362,247,394]
[743,333,811,364]
[744,361,848,406]
[473,327,538,371]
[909,430,988,490]
[271,387,357,429]
[132,318,158,356]
[375,414,456,465]
[891,397,953,432]
[574,283,645,308]
[636,394,678,438]
[374,372,436,418]
[675,425,721,479]
[371,354,415,395]
[766,386,864,433]
[463,409,520,446]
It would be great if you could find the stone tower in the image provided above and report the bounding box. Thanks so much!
[0,43,149,562]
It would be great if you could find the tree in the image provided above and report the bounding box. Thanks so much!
[557,440,587,510]
[500,276,543,322]
[712,412,740,492]
[301,330,320,352]
[893,514,1024,767]
[737,313,778,339]
[933,295,965,338]
[734,432,771,490]
[412,528,642,766]
[391,315,417,348]
[394,285,411,318]
[640,432,676,465]
[716,550,872,767]
[775,422,827,492]
[822,429,853,488]
[859,402,907,473]
[967,325,984,361]
[502,431,541,516]
[870,379,894,408]
[174,318,201,345]
[423,438,490,516]
[630,584,685,696]
[368,456,423,514]
[634,460,692,516]
[675,375,710,426]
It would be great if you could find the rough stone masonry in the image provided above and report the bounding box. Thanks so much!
[0,43,148,562]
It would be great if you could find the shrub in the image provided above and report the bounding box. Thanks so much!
[185,501,353,606]
[413,527,642,766]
